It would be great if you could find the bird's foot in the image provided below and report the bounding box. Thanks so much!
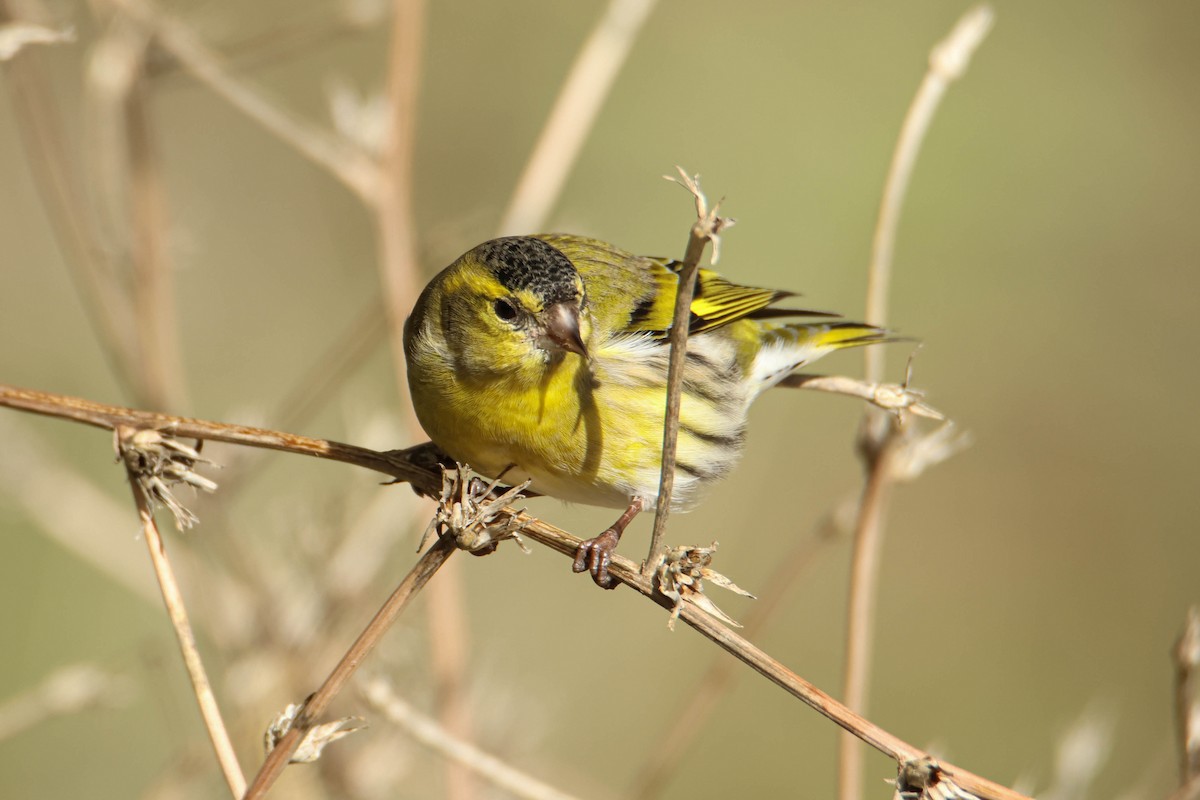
[573,528,622,590]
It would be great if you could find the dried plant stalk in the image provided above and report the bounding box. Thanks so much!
[839,7,994,800]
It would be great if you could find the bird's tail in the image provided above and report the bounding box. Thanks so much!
[751,321,893,391]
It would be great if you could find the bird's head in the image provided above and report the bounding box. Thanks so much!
[412,236,590,383]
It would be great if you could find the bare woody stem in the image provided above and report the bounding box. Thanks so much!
[839,8,993,800]
[0,384,430,485]
[644,169,732,577]
[117,427,246,798]
[863,4,995,388]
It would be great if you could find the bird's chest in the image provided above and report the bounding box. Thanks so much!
[416,356,597,477]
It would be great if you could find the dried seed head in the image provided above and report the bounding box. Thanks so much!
[656,541,755,630]
[116,427,218,530]
[418,464,531,556]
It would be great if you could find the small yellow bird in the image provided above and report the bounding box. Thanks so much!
[404,234,886,587]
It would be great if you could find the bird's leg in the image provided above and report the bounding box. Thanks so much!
[572,497,644,589]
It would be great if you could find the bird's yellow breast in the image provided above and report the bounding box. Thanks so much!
[409,327,749,510]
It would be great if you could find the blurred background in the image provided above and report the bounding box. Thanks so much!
[2,0,1199,798]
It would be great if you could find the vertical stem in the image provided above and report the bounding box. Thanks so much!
[835,444,895,800]
[838,8,994,799]
[126,66,189,410]
[121,439,246,798]
[643,203,716,575]
[642,253,701,575]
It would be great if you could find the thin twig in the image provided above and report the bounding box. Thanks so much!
[839,8,993,800]
[363,679,584,800]
[643,168,733,577]
[118,426,245,798]
[838,438,898,800]
[497,0,659,236]
[863,4,994,388]
[777,372,942,420]
[243,537,457,800]
[0,383,430,484]
[374,0,425,367]
[1177,606,1200,784]
[372,0,429,487]
[103,0,381,203]
[124,59,189,410]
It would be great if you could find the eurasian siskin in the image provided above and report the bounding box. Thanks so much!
[404,234,886,587]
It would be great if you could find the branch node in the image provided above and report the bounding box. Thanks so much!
[893,756,983,800]
[664,166,736,263]
[264,703,366,764]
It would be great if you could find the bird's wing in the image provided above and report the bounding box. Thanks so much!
[535,234,837,339]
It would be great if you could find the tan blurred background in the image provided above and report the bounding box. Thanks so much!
[2,1,1199,798]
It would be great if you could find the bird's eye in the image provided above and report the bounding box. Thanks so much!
[492,298,518,322]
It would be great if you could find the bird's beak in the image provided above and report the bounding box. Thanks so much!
[542,302,588,358]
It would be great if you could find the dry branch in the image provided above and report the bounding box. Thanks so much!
[0,383,1031,800]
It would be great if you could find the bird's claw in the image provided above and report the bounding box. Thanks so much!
[573,528,621,589]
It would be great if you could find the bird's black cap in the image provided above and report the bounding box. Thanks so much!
[477,237,581,306]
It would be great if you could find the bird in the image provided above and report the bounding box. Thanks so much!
[403,234,888,588]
